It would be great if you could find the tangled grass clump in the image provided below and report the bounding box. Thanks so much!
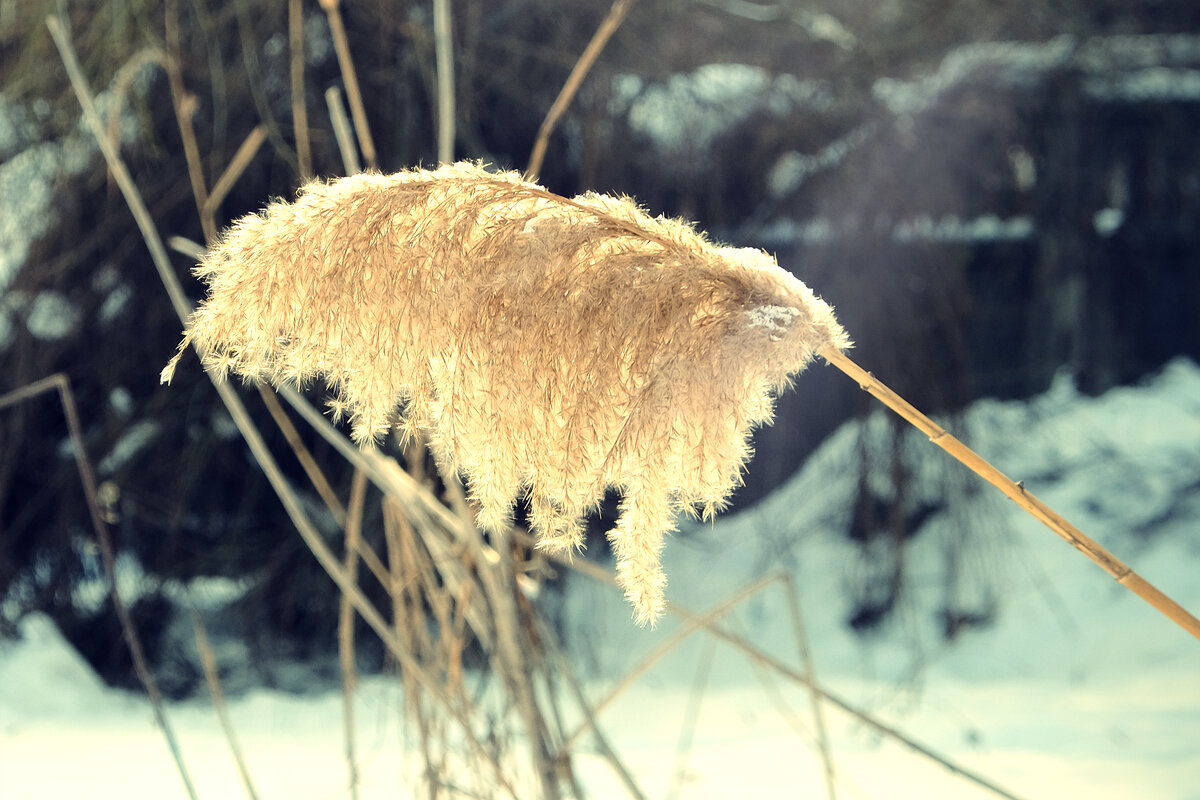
[162,162,849,623]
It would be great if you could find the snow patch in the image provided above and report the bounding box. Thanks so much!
[98,420,161,475]
[1085,67,1200,102]
[892,213,1035,243]
[745,304,799,340]
[615,64,834,156]
[25,291,79,340]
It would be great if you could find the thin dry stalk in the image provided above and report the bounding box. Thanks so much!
[339,469,369,800]
[48,20,515,792]
[164,0,215,243]
[820,346,1200,641]
[526,0,637,181]
[557,550,1030,800]
[353,529,394,593]
[105,47,168,162]
[0,374,198,800]
[383,501,441,799]
[319,0,377,169]
[665,637,715,800]
[562,571,781,751]
[433,0,455,162]
[257,383,347,524]
[193,611,260,800]
[781,573,837,800]
[289,0,312,179]
[535,614,647,800]
[442,479,562,800]
[203,124,268,231]
[326,86,362,175]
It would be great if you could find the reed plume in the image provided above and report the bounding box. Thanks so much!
[162,162,849,624]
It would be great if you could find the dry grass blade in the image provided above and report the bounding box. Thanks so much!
[535,614,648,800]
[563,572,781,752]
[161,162,848,624]
[326,86,362,175]
[203,124,268,230]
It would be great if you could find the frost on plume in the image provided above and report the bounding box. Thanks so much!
[162,162,849,624]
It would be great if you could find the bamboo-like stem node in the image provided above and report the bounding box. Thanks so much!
[820,344,1200,642]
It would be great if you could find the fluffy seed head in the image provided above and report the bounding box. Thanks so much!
[162,162,850,624]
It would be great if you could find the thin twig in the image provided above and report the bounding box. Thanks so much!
[193,611,261,800]
[0,372,198,800]
[525,0,637,181]
[820,345,1200,641]
[319,0,377,170]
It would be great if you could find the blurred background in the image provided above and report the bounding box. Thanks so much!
[1,3,1199,796]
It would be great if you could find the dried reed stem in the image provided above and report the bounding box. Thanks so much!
[48,20,514,791]
[551,545,1030,800]
[526,0,637,181]
[433,0,455,162]
[781,572,838,800]
[326,86,362,175]
[193,611,260,800]
[665,637,715,800]
[164,0,215,243]
[820,345,1200,642]
[563,572,781,751]
[339,469,368,800]
[203,124,268,228]
[0,372,198,800]
[535,614,648,800]
[257,383,347,524]
[319,0,377,170]
[289,0,312,179]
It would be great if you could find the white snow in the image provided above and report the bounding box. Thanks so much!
[745,304,799,340]
[614,65,834,157]
[892,214,1035,243]
[24,290,79,340]
[3,360,1199,799]
[96,419,161,475]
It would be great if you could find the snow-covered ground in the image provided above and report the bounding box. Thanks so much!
[3,359,1199,799]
